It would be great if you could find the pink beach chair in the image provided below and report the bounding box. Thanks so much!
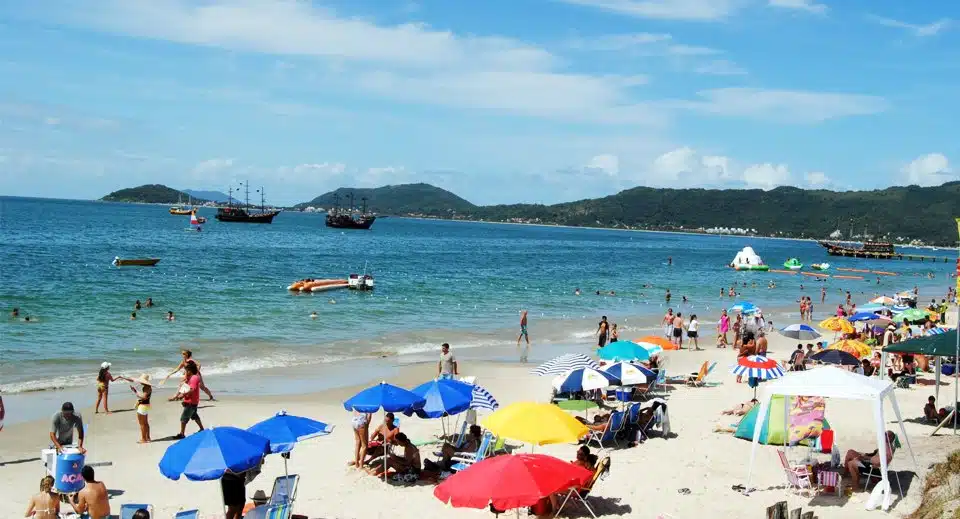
[777,450,813,496]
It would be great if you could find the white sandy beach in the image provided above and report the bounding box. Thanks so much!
[2,329,959,519]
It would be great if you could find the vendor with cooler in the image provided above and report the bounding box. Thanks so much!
[42,402,88,494]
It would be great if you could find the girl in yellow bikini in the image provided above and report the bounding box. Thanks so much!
[129,374,153,443]
[95,362,130,414]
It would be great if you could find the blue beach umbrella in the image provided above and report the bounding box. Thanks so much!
[343,381,426,414]
[848,312,881,323]
[858,303,889,314]
[530,353,599,376]
[729,301,758,314]
[407,378,474,419]
[598,341,651,362]
[248,410,334,455]
[601,362,655,385]
[553,367,619,393]
[777,323,821,340]
[159,427,270,481]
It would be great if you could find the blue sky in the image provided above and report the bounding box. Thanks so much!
[0,0,957,205]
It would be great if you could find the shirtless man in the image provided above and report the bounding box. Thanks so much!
[596,316,609,348]
[517,310,530,347]
[70,465,111,519]
[672,313,684,348]
[364,412,400,465]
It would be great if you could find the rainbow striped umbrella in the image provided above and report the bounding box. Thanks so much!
[730,355,785,380]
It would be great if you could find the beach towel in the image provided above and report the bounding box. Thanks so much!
[788,396,825,445]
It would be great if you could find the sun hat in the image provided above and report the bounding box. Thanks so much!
[135,374,152,386]
[252,490,268,505]
[101,362,111,369]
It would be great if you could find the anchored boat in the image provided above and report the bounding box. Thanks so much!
[113,257,160,267]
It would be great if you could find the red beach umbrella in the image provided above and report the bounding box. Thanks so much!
[433,453,593,511]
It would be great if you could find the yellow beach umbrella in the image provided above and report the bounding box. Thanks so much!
[828,340,872,359]
[481,402,588,446]
[819,317,854,334]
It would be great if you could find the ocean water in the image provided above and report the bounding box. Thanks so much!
[1,196,954,397]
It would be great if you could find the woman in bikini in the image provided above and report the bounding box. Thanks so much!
[349,410,371,468]
[95,362,129,414]
[130,374,153,443]
[165,349,215,401]
[25,476,59,519]
[609,323,619,343]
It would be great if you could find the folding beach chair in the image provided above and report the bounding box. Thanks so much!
[553,456,611,518]
[269,474,300,507]
[174,510,200,519]
[627,403,642,425]
[860,464,903,498]
[450,432,493,471]
[637,400,669,441]
[777,450,813,496]
[244,504,292,519]
[652,369,667,394]
[586,411,626,449]
[119,504,153,519]
[686,362,709,387]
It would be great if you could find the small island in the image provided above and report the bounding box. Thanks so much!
[101,184,210,204]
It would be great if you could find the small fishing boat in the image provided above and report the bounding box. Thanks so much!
[348,273,375,291]
[113,257,160,267]
[810,263,830,271]
[783,258,803,270]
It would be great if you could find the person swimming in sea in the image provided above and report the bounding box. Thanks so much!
[130,312,137,320]
[310,311,318,319]
[665,289,671,303]
[135,300,142,311]
[574,288,581,296]
[145,298,154,308]
[167,311,175,321]
[11,307,19,318]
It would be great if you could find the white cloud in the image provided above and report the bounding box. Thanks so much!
[679,88,887,123]
[901,153,954,186]
[645,147,793,189]
[768,0,828,15]
[694,59,748,76]
[292,162,347,176]
[743,163,791,189]
[567,32,718,55]
[869,16,952,37]
[558,0,742,21]
[804,171,831,187]
[585,154,620,176]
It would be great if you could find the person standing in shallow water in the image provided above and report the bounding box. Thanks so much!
[596,316,609,348]
[517,310,531,362]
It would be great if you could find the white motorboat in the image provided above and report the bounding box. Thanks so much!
[348,273,375,290]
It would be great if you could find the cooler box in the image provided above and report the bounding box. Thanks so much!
[42,448,86,494]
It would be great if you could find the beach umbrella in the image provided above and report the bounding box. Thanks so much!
[343,382,426,479]
[552,367,619,393]
[895,308,929,323]
[159,427,270,481]
[597,341,651,362]
[555,400,599,412]
[470,384,499,411]
[809,349,860,367]
[634,335,672,354]
[407,378,474,419]
[778,323,821,340]
[871,296,897,305]
[729,301,758,314]
[530,353,598,376]
[601,362,655,385]
[925,327,949,336]
[730,355,784,381]
[819,317,854,334]
[247,411,333,480]
[482,402,588,446]
[828,340,872,359]
[848,312,882,323]
[343,381,426,414]
[433,453,593,511]
[858,303,890,314]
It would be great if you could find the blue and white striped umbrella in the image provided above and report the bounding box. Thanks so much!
[925,327,949,336]
[729,301,758,314]
[777,323,821,340]
[552,367,619,392]
[601,362,655,385]
[530,353,599,376]
[470,384,499,411]
[730,355,785,380]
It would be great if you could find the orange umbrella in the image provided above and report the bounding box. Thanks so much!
[636,335,678,351]
[828,340,872,359]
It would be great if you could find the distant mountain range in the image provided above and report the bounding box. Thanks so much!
[296,181,960,245]
[99,181,960,245]
[100,184,210,204]
[183,189,230,203]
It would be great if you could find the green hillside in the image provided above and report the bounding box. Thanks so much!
[295,183,476,215]
[101,184,208,204]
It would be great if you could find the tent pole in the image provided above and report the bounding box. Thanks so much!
[935,356,941,406]
[872,398,891,510]
[954,302,958,434]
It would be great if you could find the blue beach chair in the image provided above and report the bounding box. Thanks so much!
[587,411,625,448]
[119,504,153,519]
[269,474,299,507]
[174,510,200,519]
[627,403,642,425]
[450,432,493,471]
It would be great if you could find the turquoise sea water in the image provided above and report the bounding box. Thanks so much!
[1,196,954,396]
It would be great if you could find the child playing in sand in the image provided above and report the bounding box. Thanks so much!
[95,362,130,414]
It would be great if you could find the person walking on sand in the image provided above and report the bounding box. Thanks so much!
[69,466,111,519]
[172,362,204,439]
[687,314,701,350]
[609,323,619,343]
[517,310,531,363]
[596,316,609,348]
[129,374,153,443]
[165,349,215,401]
[438,343,458,379]
[95,362,129,414]
[717,309,730,348]
[349,410,371,468]
[672,312,684,348]
[661,308,674,338]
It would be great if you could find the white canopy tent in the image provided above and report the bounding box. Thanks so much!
[745,367,917,511]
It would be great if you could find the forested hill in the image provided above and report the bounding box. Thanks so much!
[298,181,960,245]
[295,183,476,214]
[100,184,209,204]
